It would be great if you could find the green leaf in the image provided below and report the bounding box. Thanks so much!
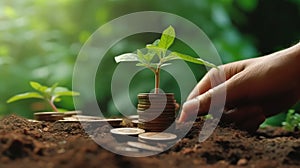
[30,81,48,92]
[152,39,160,46]
[147,39,160,47]
[144,53,155,62]
[282,109,300,131]
[146,45,166,53]
[136,49,155,64]
[50,82,59,95]
[204,114,214,120]
[160,63,172,67]
[53,87,68,93]
[136,63,158,69]
[162,55,180,62]
[146,45,165,59]
[7,92,43,103]
[136,63,148,67]
[170,52,217,68]
[114,53,138,63]
[52,86,79,97]
[137,49,146,63]
[54,91,80,97]
[158,26,175,49]
[54,97,62,102]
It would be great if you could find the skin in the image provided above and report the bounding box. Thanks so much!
[179,42,300,132]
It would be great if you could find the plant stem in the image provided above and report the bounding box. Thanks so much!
[48,99,58,112]
[154,68,160,94]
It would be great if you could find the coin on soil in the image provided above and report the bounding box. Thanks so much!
[110,127,145,136]
[127,141,164,152]
[138,132,177,141]
[34,112,64,121]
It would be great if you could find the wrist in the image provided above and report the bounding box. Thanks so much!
[271,42,300,92]
[285,42,300,97]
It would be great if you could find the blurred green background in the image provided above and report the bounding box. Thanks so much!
[0,0,299,120]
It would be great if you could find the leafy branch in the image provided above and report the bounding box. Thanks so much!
[7,81,80,112]
[115,26,217,93]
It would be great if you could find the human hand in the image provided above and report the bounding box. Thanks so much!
[179,43,300,132]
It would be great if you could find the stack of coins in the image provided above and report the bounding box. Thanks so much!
[137,93,176,132]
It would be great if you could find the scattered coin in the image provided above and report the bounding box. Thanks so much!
[138,132,177,141]
[110,128,145,142]
[110,128,145,136]
[63,111,82,117]
[34,112,64,121]
[72,115,103,120]
[127,115,139,120]
[132,119,140,124]
[59,117,123,127]
[115,146,140,152]
[127,141,164,152]
[34,112,62,115]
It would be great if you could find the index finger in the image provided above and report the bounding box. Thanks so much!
[187,67,226,100]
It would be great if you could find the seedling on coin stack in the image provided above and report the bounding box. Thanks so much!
[115,26,216,132]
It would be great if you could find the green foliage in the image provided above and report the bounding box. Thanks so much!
[282,109,300,131]
[260,112,287,128]
[0,0,298,117]
[115,26,216,93]
[158,26,175,49]
[7,81,79,112]
[115,26,216,69]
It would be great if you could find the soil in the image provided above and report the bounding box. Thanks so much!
[0,115,300,168]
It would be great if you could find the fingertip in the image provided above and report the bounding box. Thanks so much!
[178,111,186,122]
[178,98,200,122]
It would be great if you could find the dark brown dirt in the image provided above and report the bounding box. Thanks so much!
[0,115,300,168]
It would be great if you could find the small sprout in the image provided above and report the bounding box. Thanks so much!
[115,26,217,94]
[282,109,300,131]
[7,81,80,112]
[204,114,214,120]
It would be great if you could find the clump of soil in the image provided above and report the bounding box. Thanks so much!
[0,115,300,168]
